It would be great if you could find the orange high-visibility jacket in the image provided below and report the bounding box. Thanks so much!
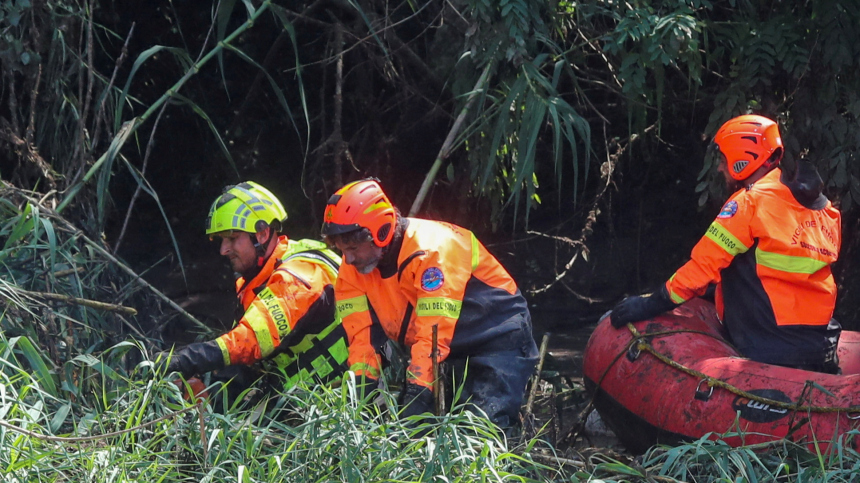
[217,236,348,382]
[665,168,840,364]
[335,218,529,388]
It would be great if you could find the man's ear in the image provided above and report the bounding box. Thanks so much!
[255,225,272,244]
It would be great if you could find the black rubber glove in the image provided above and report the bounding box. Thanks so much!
[398,382,434,420]
[158,341,226,378]
[610,287,678,328]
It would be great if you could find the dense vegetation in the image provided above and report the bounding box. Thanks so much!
[2,0,860,480]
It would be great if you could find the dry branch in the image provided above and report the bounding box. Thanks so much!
[0,182,213,335]
[16,289,138,316]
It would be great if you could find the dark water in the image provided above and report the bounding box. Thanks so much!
[530,308,606,377]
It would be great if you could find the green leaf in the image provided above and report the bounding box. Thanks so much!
[808,381,835,397]
[119,156,188,289]
[215,0,239,99]
[114,46,193,131]
[172,93,237,176]
[223,42,307,156]
[40,217,57,270]
[9,336,58,397]
[240,0,255,16]
[2,202,34,252]
[49,403,72,433]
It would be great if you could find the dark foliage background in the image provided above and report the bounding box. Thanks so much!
[1,0,858,332]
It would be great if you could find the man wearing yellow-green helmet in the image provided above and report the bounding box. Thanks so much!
[163,181,348,395]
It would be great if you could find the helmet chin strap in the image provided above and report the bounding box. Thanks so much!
[250,232,270,268]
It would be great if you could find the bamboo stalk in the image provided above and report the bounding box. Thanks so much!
[19,289,138,316]
[57,1,274,213]
[525,332,551,417]
[198,402,208,465]
[408,61,494,216]
[527,452,585,469]
[52,267,85,278]
[432,324,445,415]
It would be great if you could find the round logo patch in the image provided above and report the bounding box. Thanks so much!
[717,200,738,219]
[421,267,444,291]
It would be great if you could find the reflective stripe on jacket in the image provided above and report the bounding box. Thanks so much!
[664,168,840,364]
[217,237,348,383]
[335,218,529,388]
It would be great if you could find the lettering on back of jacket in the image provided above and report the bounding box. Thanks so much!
[790,219,837,255]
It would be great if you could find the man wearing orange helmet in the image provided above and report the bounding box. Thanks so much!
[611,115,842,373]
[321,179,539,429]
[162,182,349,397]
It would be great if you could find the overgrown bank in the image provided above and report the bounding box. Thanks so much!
[3,189,860,481]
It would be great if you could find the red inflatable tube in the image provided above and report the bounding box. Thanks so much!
[583,298,860,454]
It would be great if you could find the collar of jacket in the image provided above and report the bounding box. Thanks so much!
[779,162,828,210]
[236,235,290,303]
[376,218,410,279]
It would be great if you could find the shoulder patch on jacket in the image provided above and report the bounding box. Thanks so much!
[717,200,738,219]
[420,267,444,291]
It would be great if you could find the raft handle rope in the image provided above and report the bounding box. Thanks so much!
[623,322,860,414]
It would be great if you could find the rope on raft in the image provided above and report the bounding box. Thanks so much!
[622,322,860,414]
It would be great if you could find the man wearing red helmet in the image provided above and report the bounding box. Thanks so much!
[611,115,842,373]
[321,179,539,429]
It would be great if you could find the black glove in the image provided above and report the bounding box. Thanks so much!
[610,287,678,328]
[157,341,225,378]
[398,383,434,420]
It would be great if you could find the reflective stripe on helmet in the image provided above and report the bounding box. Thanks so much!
[321,179,396,247]
[206,181,287,235]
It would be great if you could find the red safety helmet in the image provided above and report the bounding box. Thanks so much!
[714,114,783,181]
[321,179,397,247]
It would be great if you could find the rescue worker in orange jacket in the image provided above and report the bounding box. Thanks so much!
[164,182,349,391]
[611,115,842,373]
[320,179,538,428]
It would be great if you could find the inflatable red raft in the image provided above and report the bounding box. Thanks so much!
[583,298,860,454]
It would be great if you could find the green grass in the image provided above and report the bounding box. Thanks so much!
[6,175,860,483]
[0,334,561,482]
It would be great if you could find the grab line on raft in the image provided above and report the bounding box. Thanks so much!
[623,323,860,414]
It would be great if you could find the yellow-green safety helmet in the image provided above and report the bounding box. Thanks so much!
[205,181,287,235]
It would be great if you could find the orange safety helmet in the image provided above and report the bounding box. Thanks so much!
[321,179,397,247]
[714,114,783,181]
